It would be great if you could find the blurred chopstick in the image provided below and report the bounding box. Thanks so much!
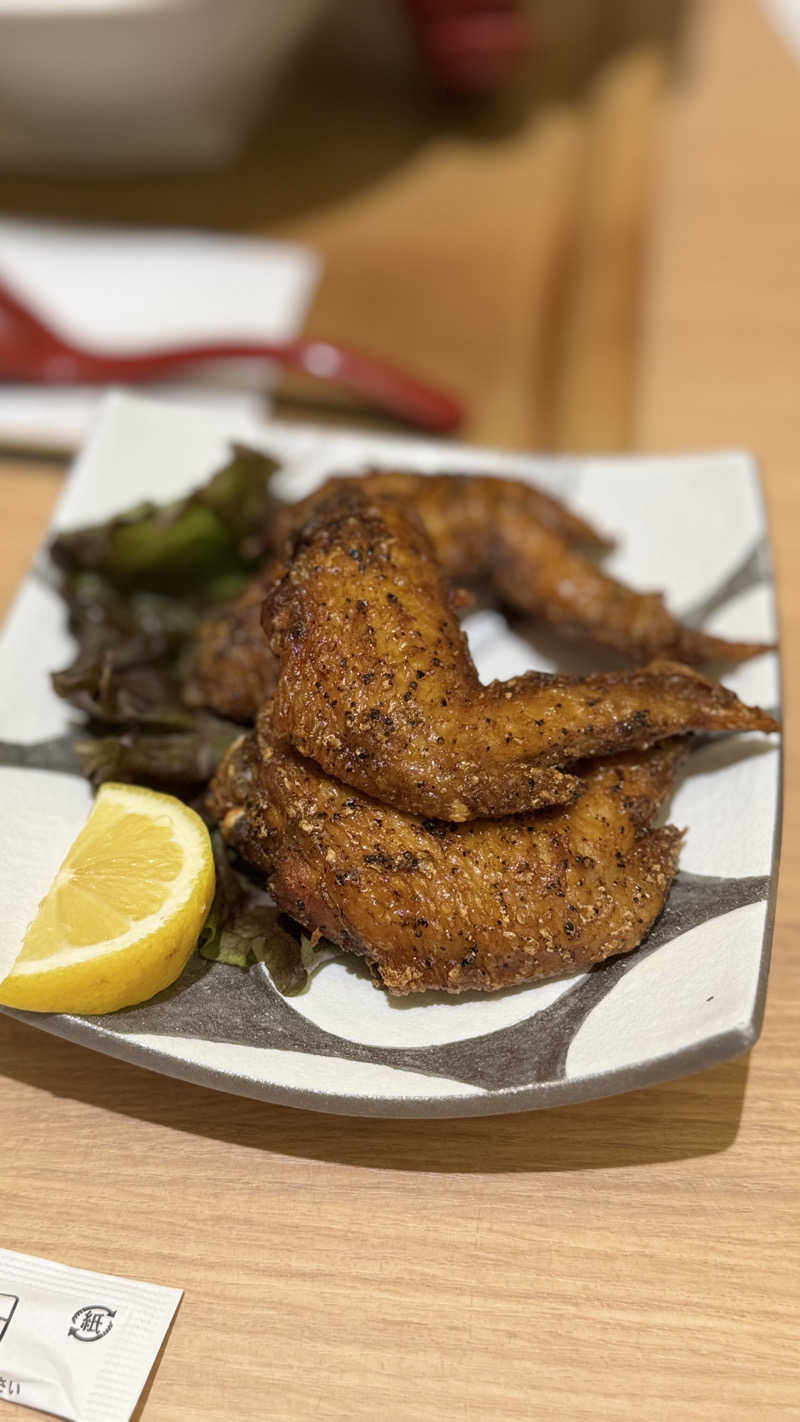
[551,43,668,452]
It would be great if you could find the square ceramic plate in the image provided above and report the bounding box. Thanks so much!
[0,393,782,1117]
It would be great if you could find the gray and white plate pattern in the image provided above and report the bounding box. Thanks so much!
[0,394,782,1117]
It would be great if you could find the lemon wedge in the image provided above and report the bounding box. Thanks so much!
[0,783,214,1015]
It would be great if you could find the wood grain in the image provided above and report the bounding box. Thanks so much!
[552,44,668,450]
[1,2,800,1419]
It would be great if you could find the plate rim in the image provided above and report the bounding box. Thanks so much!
[0,1006,763,1119]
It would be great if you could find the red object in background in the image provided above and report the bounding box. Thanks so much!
[402,0,533,94]
[0,275,465,434]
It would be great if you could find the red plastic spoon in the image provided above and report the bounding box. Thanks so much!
[0,274,464,434]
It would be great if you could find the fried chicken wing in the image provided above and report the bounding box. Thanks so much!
[262,489,777,820]
[209,721,687,995]
[184,467,769,724]
[293,469,614,552]
[484,519,760,664]
[274,472,769,665]
[182,468,606,722]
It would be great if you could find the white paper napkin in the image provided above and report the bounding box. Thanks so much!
[0,1247,182,1422]
[0,216,321,449]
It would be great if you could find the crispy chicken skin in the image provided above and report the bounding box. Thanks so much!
[271,469,613,555]
[274,472,769,665]
[209,722,688,995]
[184,469,770,723]
[182,468,607,722]
[262,489,778,820]
[183,563,279,723]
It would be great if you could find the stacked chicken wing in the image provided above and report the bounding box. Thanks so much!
[199,471,777,994]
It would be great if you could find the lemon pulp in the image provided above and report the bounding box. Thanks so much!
[0,783,215,1015]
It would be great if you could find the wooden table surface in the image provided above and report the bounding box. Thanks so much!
[1,2,799,1418]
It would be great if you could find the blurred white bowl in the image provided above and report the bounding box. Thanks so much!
[0,0,327,170]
